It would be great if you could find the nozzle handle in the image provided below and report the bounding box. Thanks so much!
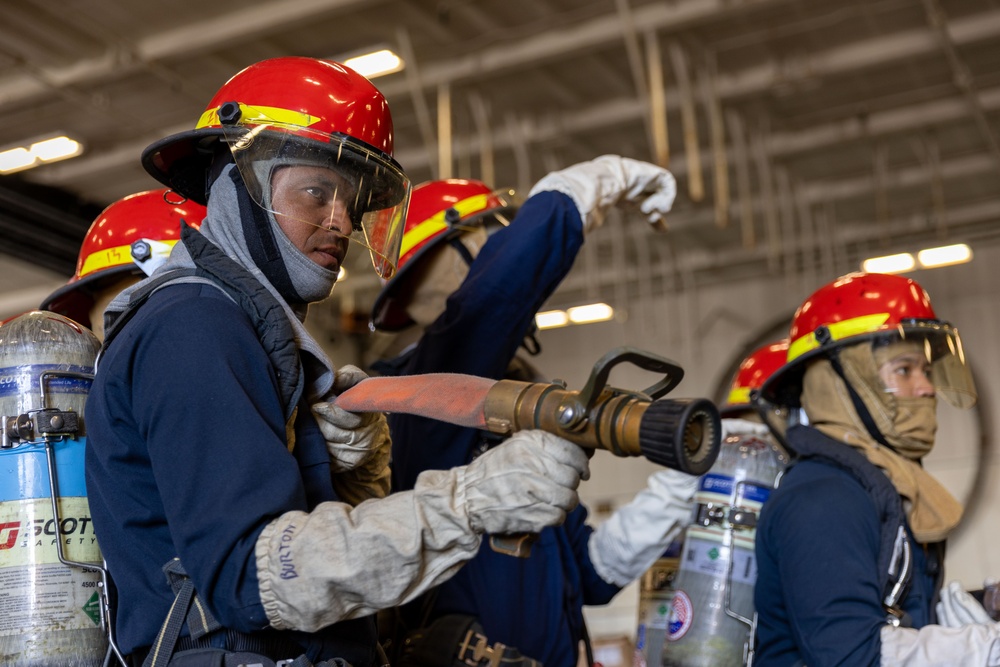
[578,346,684,409]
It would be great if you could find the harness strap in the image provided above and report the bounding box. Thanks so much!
[164,559,222,640]
[139,559,335,667]
[143,560,204,667]
[100,223,303,423]
[101,268,199,356]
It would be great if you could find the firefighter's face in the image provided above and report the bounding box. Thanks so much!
[877,343,935,399]
[269,165,352,272]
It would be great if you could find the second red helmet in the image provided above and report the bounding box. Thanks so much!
[41,189,206,329]
[370,178,517,331]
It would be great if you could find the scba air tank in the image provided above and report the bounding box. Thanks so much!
[633,538,683,667]
[660,422,787,667]
[0,312,107,666]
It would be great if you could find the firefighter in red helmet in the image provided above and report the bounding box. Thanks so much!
[369,157,692,667]
[751,272,997,666]
[40,189,205,338]
[84,57,589,667]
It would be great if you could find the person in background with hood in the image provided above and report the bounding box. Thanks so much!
[369,162,699,667]
[40,189,206,339]
[84,56,589,667]
[752,271,999,666]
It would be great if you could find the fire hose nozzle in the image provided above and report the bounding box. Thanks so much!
[332,346,722,556]
[482,380,720,475]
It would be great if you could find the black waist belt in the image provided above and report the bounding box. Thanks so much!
[129,628,305,666]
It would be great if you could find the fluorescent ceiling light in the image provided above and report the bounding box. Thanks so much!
[0,135,83,174]
[32,136,82,162]
[917,243,972,269]
[536,310,569,330]
[0,147,36,173]
[861,252,915,274]
[344,49,404,78]
[535,303,616,330]
[567,303,614,324]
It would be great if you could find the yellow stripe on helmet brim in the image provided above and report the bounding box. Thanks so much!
[79,239,179,278]
[196,103,321,131]
[726,387,752,407]
[787,312,892,362]
[398,193,492,260]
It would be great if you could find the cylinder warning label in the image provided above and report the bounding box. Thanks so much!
[0,497,103,635]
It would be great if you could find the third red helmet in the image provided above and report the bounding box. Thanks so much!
[758,272,976,410]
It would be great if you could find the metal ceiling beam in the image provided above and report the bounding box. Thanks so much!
[0,0,778,111]
[378,0,788,97]
[377,6,1000,99]
[385,8,1000,169]
[551,197,1000,299]
[922,0,1000,178]
[389,81,1000,179]
[23,0,1000,182]
[0,0,376,108]
[24,6,1000,188]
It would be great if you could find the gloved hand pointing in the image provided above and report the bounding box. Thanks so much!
[528,155,677,232]
[461,430,590,535]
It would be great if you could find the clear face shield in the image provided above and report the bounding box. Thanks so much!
[870,320,977,409]
[221,109,410,280]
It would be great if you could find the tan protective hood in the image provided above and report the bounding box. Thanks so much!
[801,345,962,543]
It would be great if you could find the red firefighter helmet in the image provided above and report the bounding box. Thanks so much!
[141,56,409,279]
[722,340,789,417]
[40,189,206,328]
[758,272,976,410]
[370,178,517,331]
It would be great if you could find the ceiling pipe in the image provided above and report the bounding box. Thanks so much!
[395,26,439,179]
[644,30,670,169]
[0,0,375,108]
[699,54,729,229]
[27,10,1000,190]
[668,42,703,200]
[437,82,453,180]
[922,0,1000,180]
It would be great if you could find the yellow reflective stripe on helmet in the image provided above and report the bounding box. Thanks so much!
[79,240,180,278]
[399,193,491,259]
[196,103,320,130]
[788,312,892,361]
[727,387,751,406]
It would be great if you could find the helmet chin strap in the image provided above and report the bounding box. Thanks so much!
[816,326,897,453]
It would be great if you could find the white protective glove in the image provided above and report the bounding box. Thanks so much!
[881,622,1000,666]
[937,580,995,627]
[588,468,698,587]
[527,155,677,232]
[255,429,589,632]
[463,429,590,535]
[312,365,391,474]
